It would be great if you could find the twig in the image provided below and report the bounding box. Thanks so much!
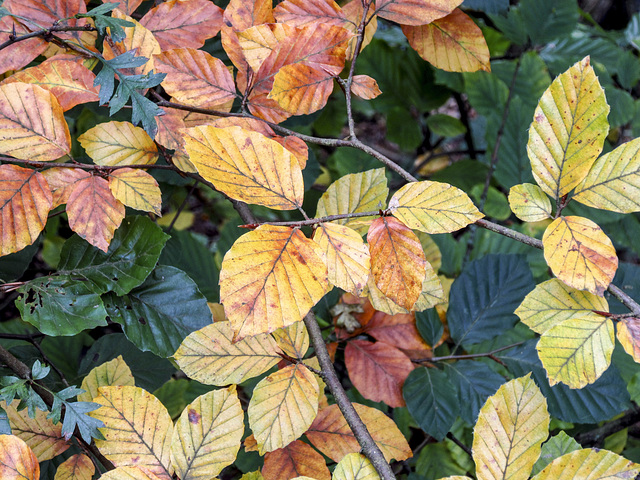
[0,24,95,52]
[575,404,640,447]
[447,432,472,457]
[167,180,199,233]
[29,339,69,387]
[418,342,524,363]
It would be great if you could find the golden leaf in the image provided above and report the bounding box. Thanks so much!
[531,449,639,480]
[78,355,135,403]
[272,321,310,359]
[96,466,163,480]
[0,434,39,479]
[332,453,380,480]
[54,454,94,480]
[108,168,162,215]
[78,121,158,167]
[617,317,640,362]
[508,183,553,222]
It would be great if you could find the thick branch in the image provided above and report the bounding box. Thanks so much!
[575,404,640,447]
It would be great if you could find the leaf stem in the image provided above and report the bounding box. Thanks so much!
[420,341,524,363]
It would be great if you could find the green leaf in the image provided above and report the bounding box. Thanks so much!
[60,401,104,443]
[609,263,640,314]
[103,266,213,357]
[448,254,534,347]
[464,71,509,117]
[16,275,108,336]
[470,184,511,220]
[518,0,579,45]
[532,432,581,476]
[492,52,551,111]
[431,160,489,192]
[0,240,40,283]
[415,441,469,479]
[403,367,459,441]
[605,86,635,128]
[462,0,509,14]
[0,407,10,435]
[426,114,467,138]
[416,308,443,348]
[78,3,134,42]
[58,216,169,296]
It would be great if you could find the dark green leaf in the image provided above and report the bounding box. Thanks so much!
[470,184,511,221]
[386,107,422,150]
[464,71,509,117]
[616,50,640,90]
[415,441,469,479]
[519,0,578,45]
[540,33,621,76]
[463,0,508,14]
[532,432,580,475]
[448,254,535,347]
[103,266,212,357]
[0,407,10,435]
[153,378,190,419]
[430,159,489,192]
[625,13,640,47]
[492,52,551,111]
[489,9,528,45]
[605,86,635,128]
[426,114,467,138]
[60,401,104,443]
[494,97,535,189]
[78,3,134,42]
[403,367,459,440]
[608,263,640,314]
[416,308,443,348]
[0,240,39,283]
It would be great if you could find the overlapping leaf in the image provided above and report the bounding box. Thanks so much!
[108,169,162,215]
[262,440,330,480]
[54,453,95,480]
[0,434,39,480]
[272,322,309,359]
[78,121,158,167]
[0,16,47,74]
[617,317,640,362]
[333,453,379,480]
[78,356,135,403]
[527,57,609,199]
[42,168,91,208]
[268,63,336,115]
[374,0,461,25]
[542,216,617,296]
[342,0,378,60]
[273,0,348,27]
[237,24,296,72]
[98,466,163,480]
[531,449,639,480]
[508,184,553,222]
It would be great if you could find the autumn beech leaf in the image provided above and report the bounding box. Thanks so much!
[350,75,382,100]
[367,311,431,351]
[41,168,91,208]
[173,321,282,386]
[617,317,640,362]
[272,322,310,359]
[402,8,490,73]
[0,59,99,111]
[0,434,39,480]
[269,64,336,115]
[154,108,196,173]
[0,16,47,74]
[368,216,427,310]
[140,0,223,51]
[66,176,126,252]
[170,387,244,480]
[79,121,158,167]
[313,223,370,296]
[108,169,162,215]
[99,466,164,480]
[332,454,378,480]
[182,126,304,210]
[316,168,389,235]
[389,181,483,234]
[101,0,142,15]
[0,165,52,256]
[537,313,614,388]
[542,216,617,296]
[533,449,640,480]
[237,24,297,72]
[54,454,95,480]
[154,48,236,109]
[90,386,174,479]
[508,183,552,222]
[527,57,609,199]
[0,83,71,162]
[248,364,319,453]
[272,135,308,169]
[345,339,414,407]
[78,356,135,403]
[273,0,348,27]
[262,441,331,480]
[342,0,378,60]
[374,0,462,26]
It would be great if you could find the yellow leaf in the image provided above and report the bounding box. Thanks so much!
[91,386,174,480]
[237,23,295,72]
[97,466,163,480]
[182,125,304,210]
[531,448,640,480]
[313,222,370,296]
[537,313,614,388]
[402,8,490,72]
[508,184,552,222]
[220,225,328,339]
[365,276,408,315]
[170,387,244,479]
[389,181,483,234]
[527,57,609,199]
[316,168,389,235]
[0,434,39,480]
[78,355,135,403]
[108,168,162,215]
[78,121,158,167]
[174,321,282,385]
[66,176,126,252]
[0,165,52,256]
[472,375,549,480]
[272,321,309,359]
[0,82,71,161]
[240,472,264,480]
[332,453,380,480]
[54,453,94,480]
[542,216,617,296]
[374,0,461,25]
[617,317,640,362]
[1,401,68,462]
[248,364,319,453]
[350,75,382,100]
[268,64,335,115]
[418,231,442,273]
[573,137,640,213]
[42,167,91,208]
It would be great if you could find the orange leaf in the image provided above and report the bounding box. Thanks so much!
[617,317,640,362]
[368,216,427,310]
[262,440,330,480]
[0,58,99,110]
[154,108,196,173]
[345,339,414,407]
[101,0,143,15]
[271,135,308,169]
[41,167,91,208]
[350,75,382,100]
[273,0,348,27]
[0,83,71,162]
[54,453,95,480]
[66,176,126,252]
[374,0,462,26]
[4,0,86,27]
[0,17,47,74]
[366,311,429,351]
[224,0,274,30]
[140,0,223,51]
[154,48,236,109]
[402,8,490,72]
[342,0,378,60]
[0,165,52,256]
[237,23,296,73]
[269,64,335,115]
[0,434,39,480]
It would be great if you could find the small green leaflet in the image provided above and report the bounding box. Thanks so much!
[77,3,134,43]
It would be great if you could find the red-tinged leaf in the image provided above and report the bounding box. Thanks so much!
[262,440,330,480]
[351,74,382,99]
[402,8,490,72]
[366,311,430,351]
[0,59,99,110]
[345,339,414,407]
[0,434,39,480]
[101,0,143,15]
[368,216,427,310]
[140,0,223,51]
[617,317,640,363]
[374,0,462,26]
[0,165,52,256]
[4,0,86,27]
[154,108,197,173]
[268,63,335,115]
[237,23,296,73]
[154,48,236,109]
[224,0,274,31]
[41,168,90,208]
[66,176,126,252]
[273,0,348,27]
[272,135,308,169]
[0,17,47,74]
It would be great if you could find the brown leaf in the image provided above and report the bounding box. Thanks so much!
[42,168,91,208]
[374,0,462,26]
[262,440,330,480]
[0,16,47,74]
[273,0,348,27]
[366,311,429,351]
[350,75,382,100]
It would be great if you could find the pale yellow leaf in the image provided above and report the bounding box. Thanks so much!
[248,364,319,454]
[313,222,370,296]
[527,56,609,199]
[531,448,639,480]
[472,374,550,480]
[417,231,442,273]
[537,313,614,388]
[272,321,309,359]
[508,184,552,222]
[54,453,94,480]
[170,387,244,480]
[108,168,162,215]
[97,466,163,480]
[332,453,380,480]
[220,225,328,339]
[542,216,617,296]
[617,317,640,363]
[173,321,282,386]
[78,355,135,403]
[237,23,295,72]
[78,121,158,167]
[91,386,174,480]
[515,278,608,335]
[389,181,483,234]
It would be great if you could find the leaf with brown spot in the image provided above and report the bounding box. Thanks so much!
[262,440,330,480]
[618,317,640,362]
[374,0,462,26]
[0,434,39,480]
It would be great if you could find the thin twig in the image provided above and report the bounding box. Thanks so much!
[0,24,95,52]
[167,180,199,233]
[29,339,69,387]
[446,432,472,457]
[418,342,524,363]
